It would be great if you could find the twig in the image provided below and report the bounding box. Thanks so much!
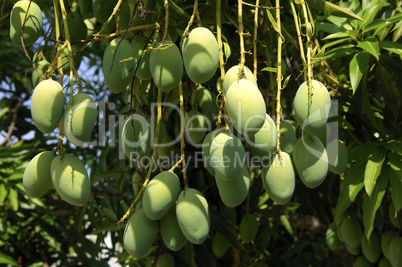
[253,0,260,79]
[275,0,282,153]
[0,96,28,146]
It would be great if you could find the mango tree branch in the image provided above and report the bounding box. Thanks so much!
[275,0,283,153]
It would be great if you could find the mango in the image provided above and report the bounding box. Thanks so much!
[381,231,397,259]
[31,79,65,133]
[156,254,175,267]
[202,130,219,176]
[10,0,43,46]
[210,131,246,180]
[191,86,217,121]
[185,110,209,144]
[160,206,187,251]
[123,209,158,258]
[62,12,87,43]
[223,65,257,94]
[78,0,93,19]
[327,139,348,175]
[176,188,210,244]
[340,216,363,249]
[225,79,266,136]
[149,41,183,92]
[325,221,342,250]
[346,243,361,255]
[51,45,82,75]
[215,167,250,208]
[240,214,258,243]
[212,233,230,258]
[92,0,114,23]
[23,151,55,197]
[352,257,371,267]
[279,120,297,154]
[388,237,402,267]
[379,257,392,267]
[220,205,237,224]
[131,36,152,80]
[182,27,219,83]
[292,80,331,135]
[32,60,49,87]
[361,232,381,263]
[62,93,97,146]
[51,154,91,206]
[103,38,136,94]
[293,135,328,188]
[262,152,295,205]
[142,171,181,220]
[247,114,277,157]
[121,114,152,160]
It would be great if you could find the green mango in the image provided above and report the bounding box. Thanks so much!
[182,27,219,83]
[247,114,277,157]
[352,256,371,267]
[32,60,49,87]
[185,110,209,144]
[176,188,210,244]
[381,231,397,259]
[388,237,402,267]
[131,36,152,80]
[292,80,331,135]
[51,154,91,206]
[31,80,65,133]
[225,79,266,136]
[222,65,257,94]
[132,171,141,197]
[240,214,258,243]
[123,209,158,258]
[160,207,187,251]
[149,41,183,92]
[10,0,43,46]
[210,131,246,180]
[340,216,363,249]
[325,221,342,250]
[156,254,175,267]
[121,114,152,160]
[103,38,136,93]
[361,232,381,263]
[215,167,250,208]
[78,0,93,19]
[92,0,114,23]
[62,93,97,146]
[143,171,181,220]
[378,257,392,267]
[212,233,230,258]
[293,135,328,188]
[23,151,55,198]
[279,120,297,154]
[262,152,295,205]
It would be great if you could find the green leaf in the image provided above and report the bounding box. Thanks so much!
[334,159,366,219]
[364,149,387,197]
[321,45,357,60]
[261,67,277,73]
[348,142,380,162]
[0,183,9,204]
[359,3,382,31]
[283,74,291,89]
[362,166,389,239]
[390,169,402,214]
[384,140,402,155]
[306,0,363,21]
[280,215,294,236]
[91,170,121,185]
[103,207,118,221]
[380,40,402,56]
[357,37,379,60]
[349,51,370,94]
[7,187,18,211]
[0,251,18,266]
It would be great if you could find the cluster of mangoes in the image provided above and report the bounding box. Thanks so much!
[23,78,97,206]
[123,171,210,258]
[326,216,402,266]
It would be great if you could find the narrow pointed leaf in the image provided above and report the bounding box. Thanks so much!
[7,187,18,211]
[0,183,8,204]
[321,45,357,60]
[306,0,363,21]
[0,252,18,266]
[388,152,402,213]
[357,37,379,60]
[364,149,387,197]
[334,159,366,219]
[380,40,402,56]
[349,51,370,94]
[362,166,389,239]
